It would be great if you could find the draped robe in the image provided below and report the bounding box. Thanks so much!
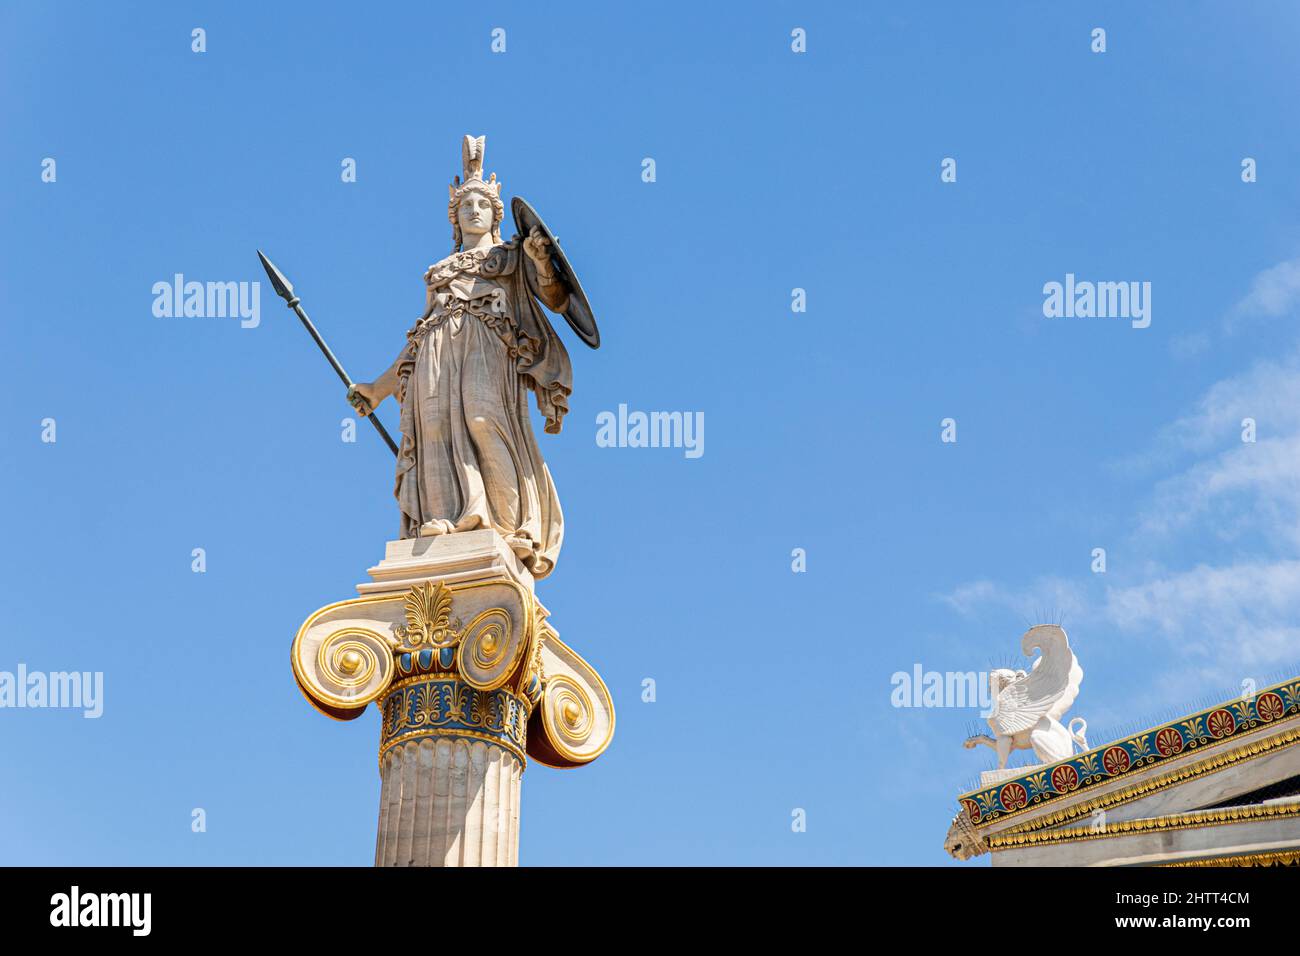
[394,240,571,578]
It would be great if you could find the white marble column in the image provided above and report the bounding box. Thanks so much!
[375,736,523,867]
[291,530,612,867]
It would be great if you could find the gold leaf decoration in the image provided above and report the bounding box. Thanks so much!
[393,581,463,650]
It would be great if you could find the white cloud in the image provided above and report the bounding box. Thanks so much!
[1102,561,1300,668]
[1228,257,1300,328]
[1138,434,1300,546]
[1168,255,1300,368]
[940,561,1300,694]
[944,262,1300,698]
[1157,351,1300,455]
[938,576,1087,624]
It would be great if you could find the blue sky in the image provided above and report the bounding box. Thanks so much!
[3,2,1300,865]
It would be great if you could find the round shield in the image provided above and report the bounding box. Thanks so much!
[511,196,600,348]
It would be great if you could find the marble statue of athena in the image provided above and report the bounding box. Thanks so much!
[349,136,574,579]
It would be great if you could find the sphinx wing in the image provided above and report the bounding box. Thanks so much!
[989,625,1081,736]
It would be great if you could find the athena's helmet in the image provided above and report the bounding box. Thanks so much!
[448,134,505,252]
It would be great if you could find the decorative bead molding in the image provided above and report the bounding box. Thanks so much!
[986,794,1300,850]
[1162,849,1300,868]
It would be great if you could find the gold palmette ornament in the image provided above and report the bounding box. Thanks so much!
[392,580,461,649]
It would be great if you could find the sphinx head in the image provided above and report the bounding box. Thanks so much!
[988,667,1024,696]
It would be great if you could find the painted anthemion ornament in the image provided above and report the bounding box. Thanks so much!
[278,135,613,867]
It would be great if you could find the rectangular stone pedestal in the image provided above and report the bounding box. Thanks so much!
[358,529,535,597]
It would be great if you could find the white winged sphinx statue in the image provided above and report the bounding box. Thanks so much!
[964,624,1090,769]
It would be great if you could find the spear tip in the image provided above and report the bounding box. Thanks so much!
[257,249,296,303]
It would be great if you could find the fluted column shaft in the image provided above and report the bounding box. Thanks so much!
[375,737,523,866]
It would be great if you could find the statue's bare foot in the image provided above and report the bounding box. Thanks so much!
[418,519,454,537]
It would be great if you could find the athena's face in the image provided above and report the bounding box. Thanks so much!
[458,193,495,239]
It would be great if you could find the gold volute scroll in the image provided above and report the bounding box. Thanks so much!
[457,607,527,692]
[528,628,615,768]
[292,625,396,721]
